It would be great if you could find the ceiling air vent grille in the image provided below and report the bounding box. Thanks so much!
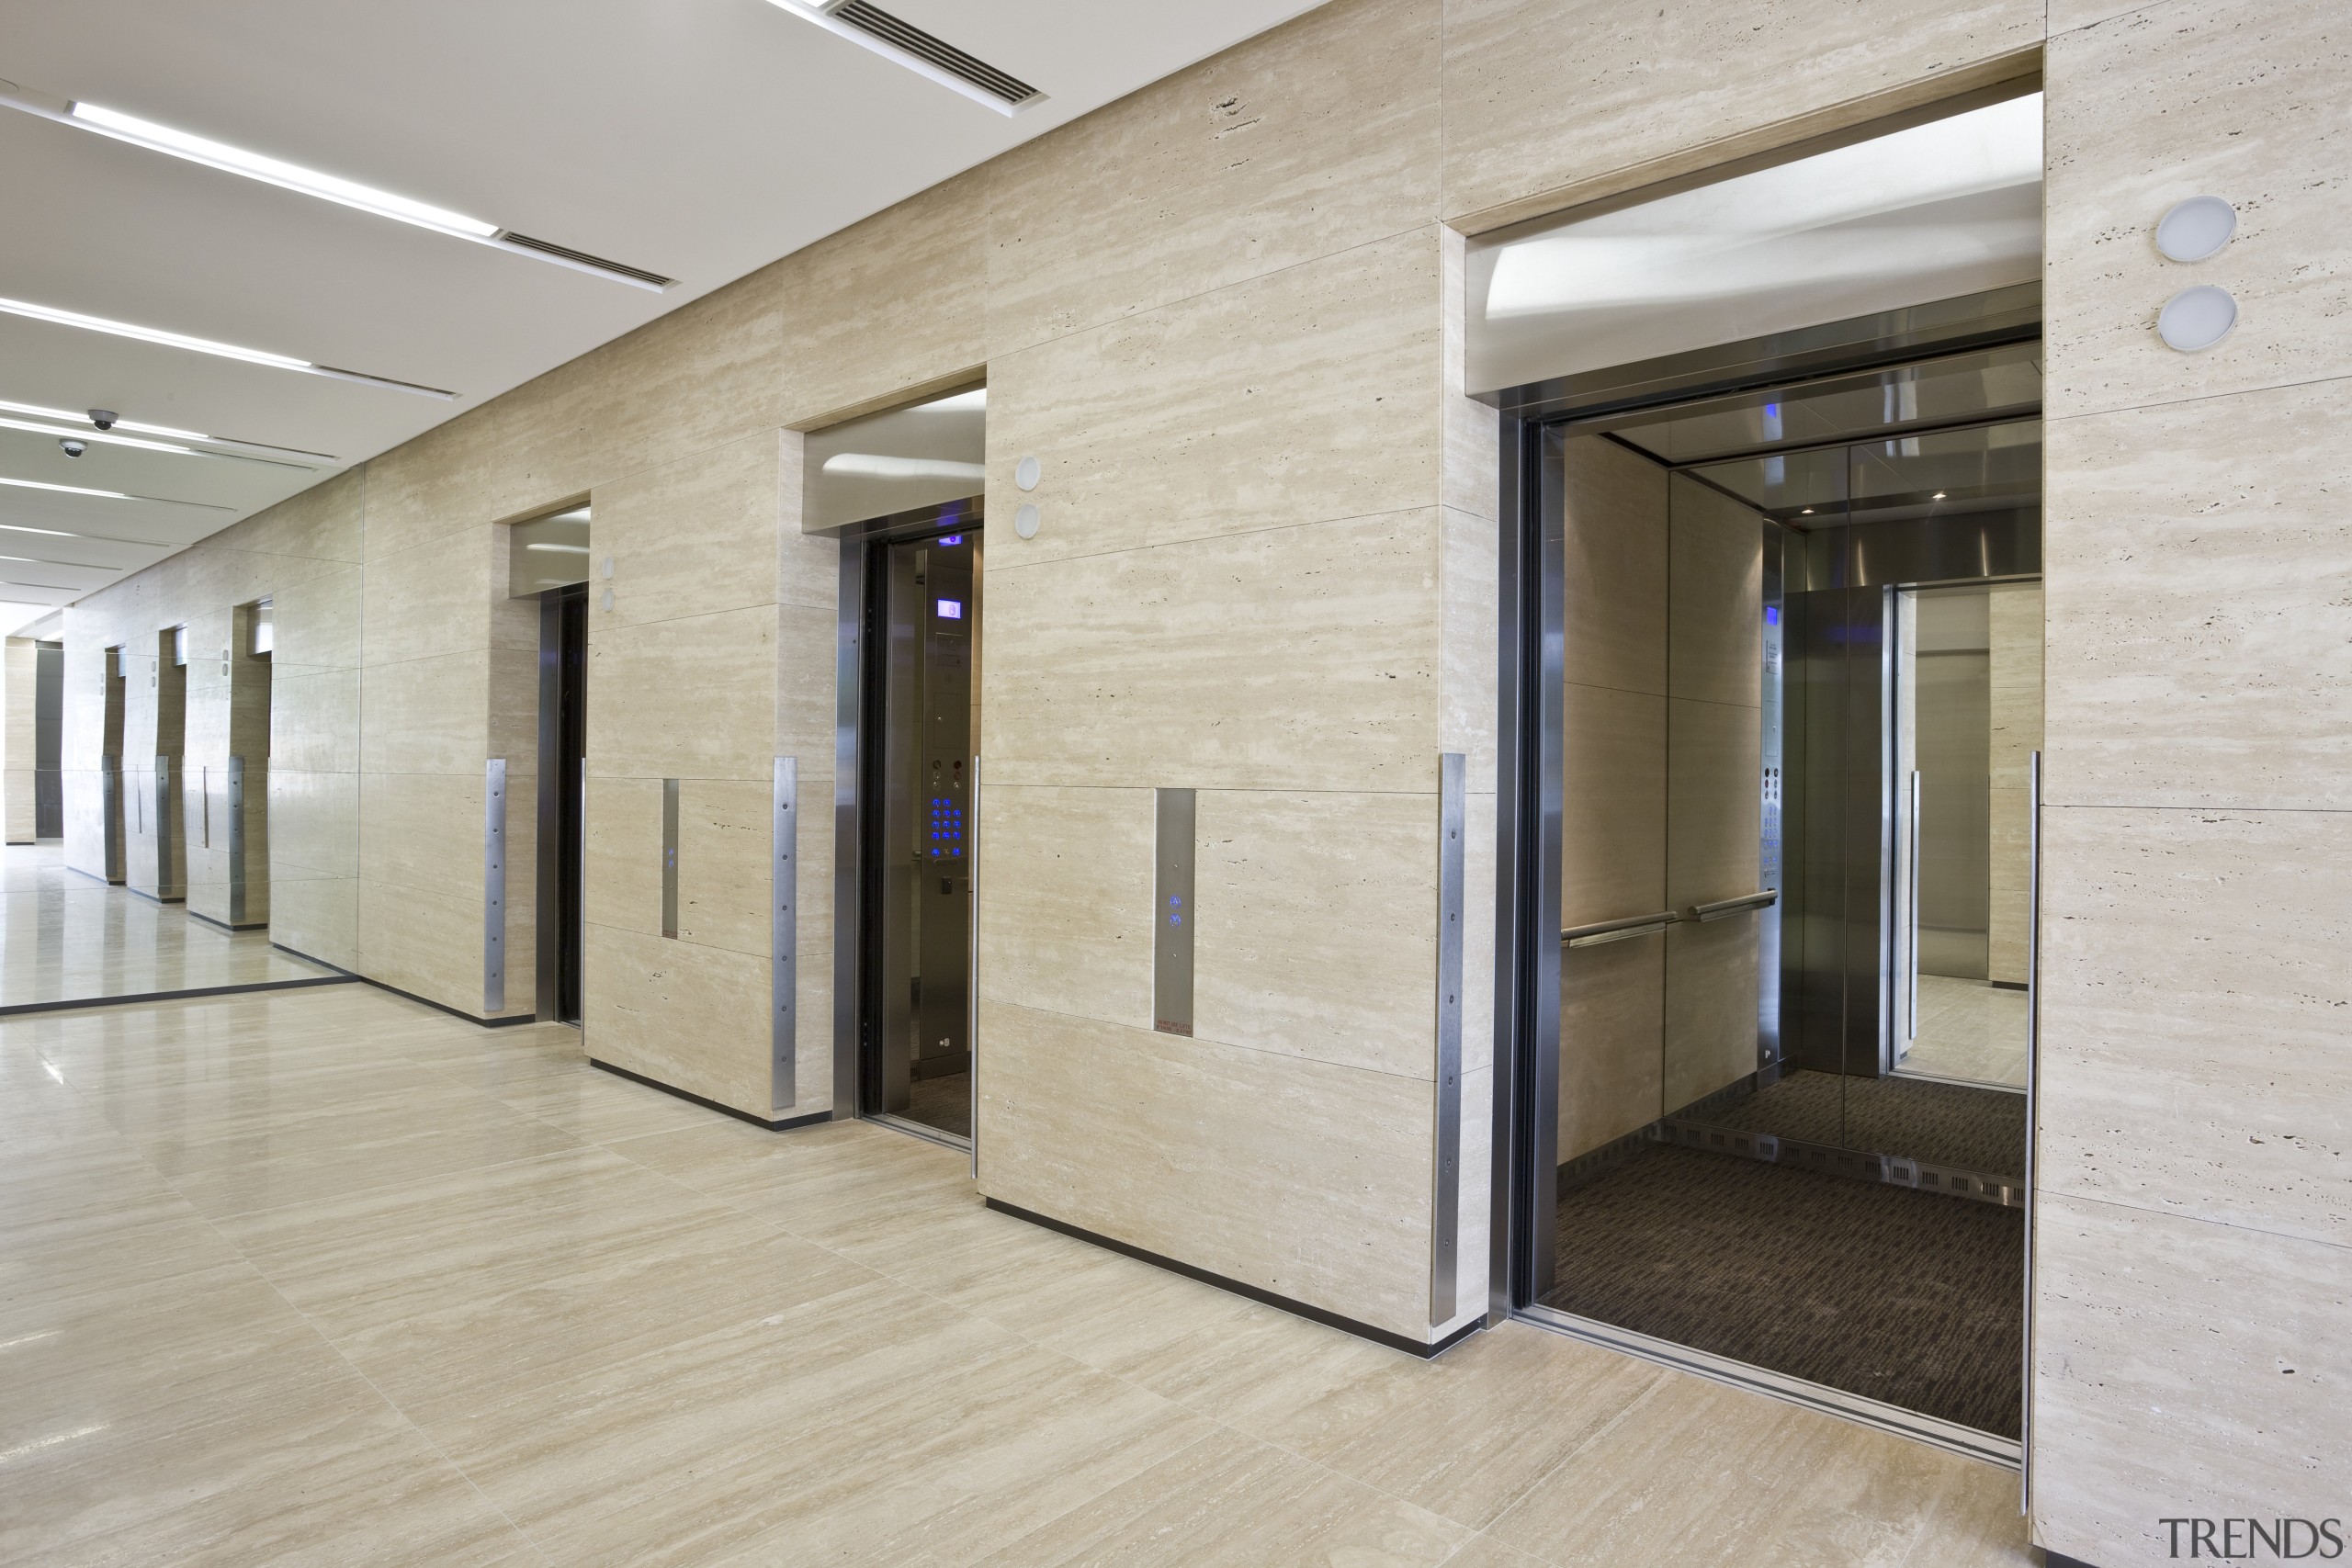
[497,232,674,289]
[831,2,1041,107]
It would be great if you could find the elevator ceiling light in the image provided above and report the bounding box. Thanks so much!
[820,453,986,482]
[2158,285,2237,352]
[0,80,672,291]
[2155,196,2237,263]
[0,297,457,399]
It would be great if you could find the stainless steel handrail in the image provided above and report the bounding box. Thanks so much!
[1562,910,1679,948]
[1907,769,1922,1041]
[1689,889,1779,922]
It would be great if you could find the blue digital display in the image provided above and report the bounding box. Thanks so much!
[939,534,963,546]
[936,598,964,620]
[1764,605,1780,626]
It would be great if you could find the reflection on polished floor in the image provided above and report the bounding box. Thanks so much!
[2,984,2034,1566]
[0,843,341,1013]
[1899,976,2030,1089]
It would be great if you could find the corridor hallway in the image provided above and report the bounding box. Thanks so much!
[3,984,2032,1567]
[0,843,343,1015]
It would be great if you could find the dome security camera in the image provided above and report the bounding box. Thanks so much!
[88,410,118,431]
[59,438,87,457]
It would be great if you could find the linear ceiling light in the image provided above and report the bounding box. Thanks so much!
[71,100,500,239]
[761,2,1042,115]
[0,79,672,291]
[0,296,456,400]
[0,473,231,509]
[0,400,336,460]
[0,416,195,455]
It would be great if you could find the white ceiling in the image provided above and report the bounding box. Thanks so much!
[0,0,1329,631]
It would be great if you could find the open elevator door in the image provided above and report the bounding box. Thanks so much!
[859,525,980,1144]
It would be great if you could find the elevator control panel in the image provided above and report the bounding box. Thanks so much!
[927,790,966,860]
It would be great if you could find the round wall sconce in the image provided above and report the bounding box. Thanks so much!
[2158,285,2238,352]
[1014,455,1041,491]
[2155,195,2237,263]
[1013,502,1041,539]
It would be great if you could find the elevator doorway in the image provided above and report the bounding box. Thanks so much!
[856,523,980,1145]
[1503,327,2041,1460]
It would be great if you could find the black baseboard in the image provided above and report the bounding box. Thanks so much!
[590,1057,833,1132]
[986,1197,1486,1360]
[182,906,267,934]
[348,973,541,1028]
[0,973,356,1018]
[2043,1553,2101,1568]
[123,885,186,906]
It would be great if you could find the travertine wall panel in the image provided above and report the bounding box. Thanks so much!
[2044,0,2352,422]
[2039,806,2352,1248]
[2032,1192,2351,1567]
[2043,379,2352,811]
[979,998,1437,1339]
[983,230,1444,564]
[974,784,1154,1032]
[1441,0,2041,227]
[1193,789,1440,1078]
[1986,585,2041,984]
[986,0,1442,355]
[983,508,1441,792]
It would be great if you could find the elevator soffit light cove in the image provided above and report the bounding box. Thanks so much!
[0,78,673,291]
[0,296,457,400]
[1467,91,2045,396]
[761,1,1045,116]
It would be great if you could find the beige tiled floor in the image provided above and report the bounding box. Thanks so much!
[1,842,340,1012]
[2,984,2037,1566]
[1898,975,2030,1089]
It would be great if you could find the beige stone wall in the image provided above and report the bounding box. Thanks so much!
[37,0,2336,1542]
[3,637,34,844]
[1985,585,2041,984]
[2035,0,2351,1558]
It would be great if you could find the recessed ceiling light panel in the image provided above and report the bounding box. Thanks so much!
[0,296,456,399]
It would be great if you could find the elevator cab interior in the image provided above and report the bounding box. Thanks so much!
[1523,333,2041,1450]
[859,524,979,1142]
[513,503,589,1026]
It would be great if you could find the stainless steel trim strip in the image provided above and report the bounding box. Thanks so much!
[1152,788,1196,1036]
[2022,748,2042,1514]
[1907,769,1922,1042]
[1521,1304,2022,1469]
[1431,752,1466,1327]
[227,756,246,926]
[772,757,798,1111]
[483,758,507,1014]
[1563,910,1679,947]
[1690,889,1779,921]
[661,777,681,939]
[967,753,982,1180]
[154,756,173,898]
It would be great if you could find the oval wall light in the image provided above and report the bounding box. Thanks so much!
[1014,455,1041,491]
[2157,285,2238,352]
[1014,503,1041,539]
[2155,195,2237,263]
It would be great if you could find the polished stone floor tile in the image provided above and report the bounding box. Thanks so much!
[971,1426,1471,1568]
[1899,976,2030,1089]
[2,980,2034,1565]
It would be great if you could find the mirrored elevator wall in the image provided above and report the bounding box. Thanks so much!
[1557,438,1774,1167]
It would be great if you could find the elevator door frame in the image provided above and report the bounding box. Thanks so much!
[535,582,588,1024]
[1488,318,2046,1469]
[831,497,983,1152]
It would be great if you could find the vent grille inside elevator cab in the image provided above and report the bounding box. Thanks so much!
[827,1,1042,107]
